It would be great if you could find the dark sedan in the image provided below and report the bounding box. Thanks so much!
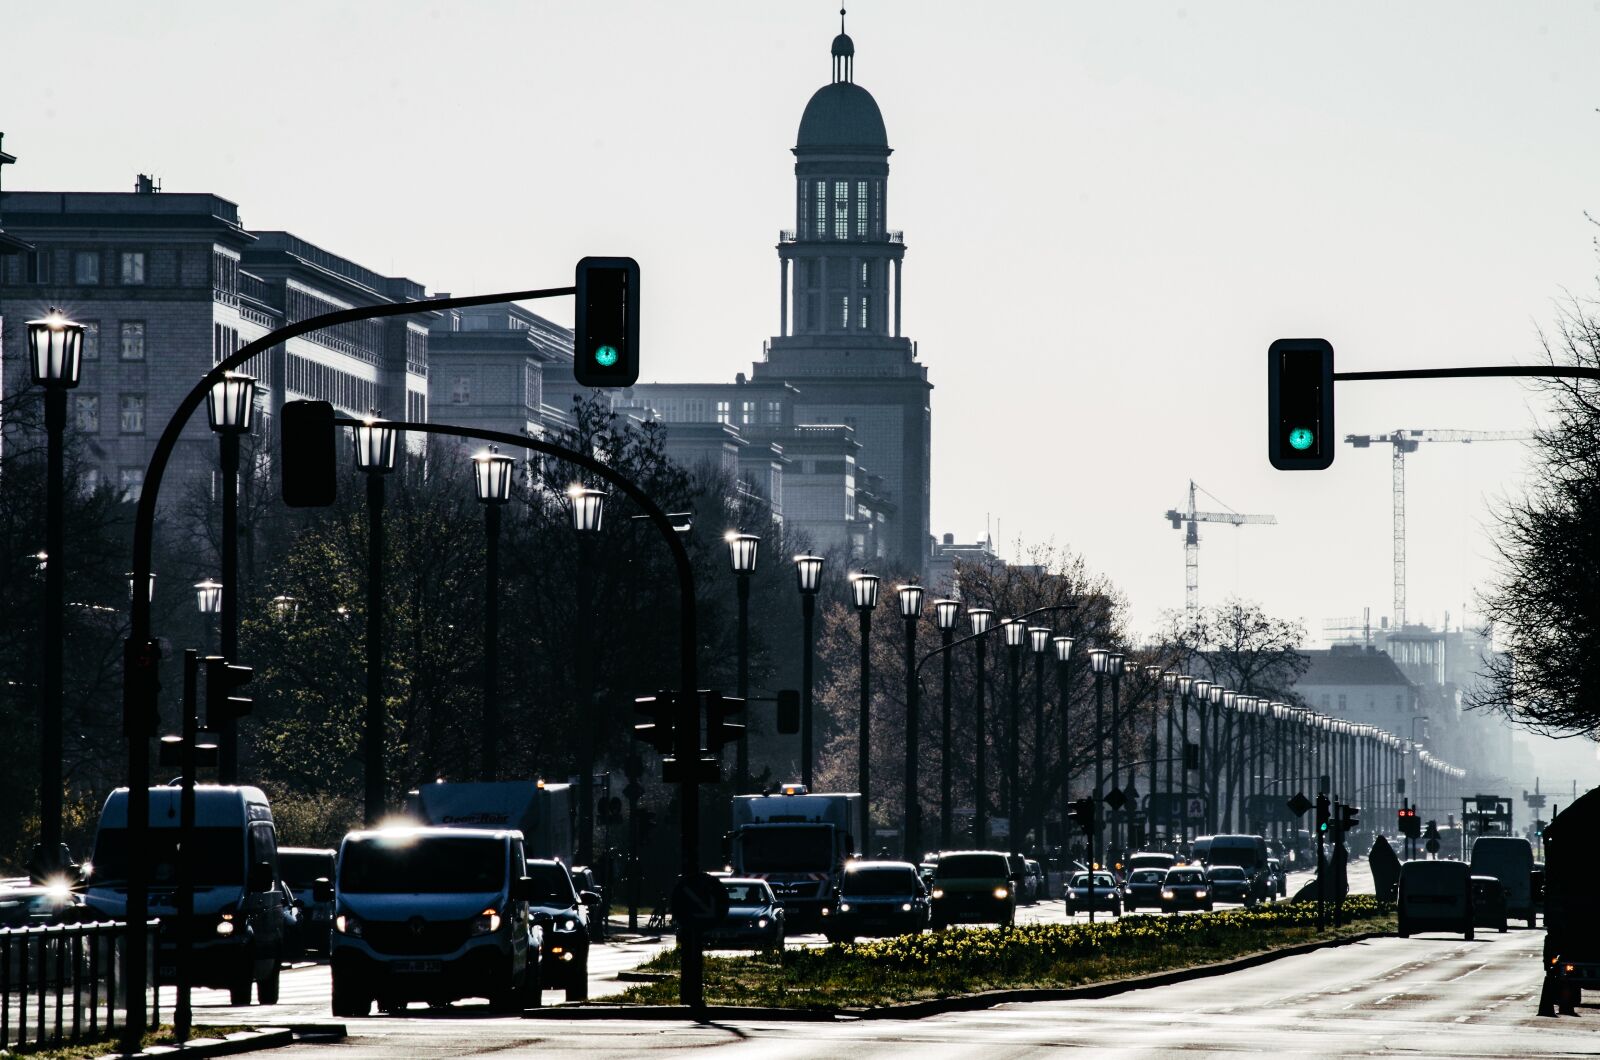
[1159,867,1214,913]
[1206,865,1253,904]
[1065,872,1122,916]
[1122,868,1167,912]
[704,878,785,951]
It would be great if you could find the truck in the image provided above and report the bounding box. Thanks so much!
[407,780,575,865]
[727,785,859,929]
[1539,787,1599,1016]
[1469,835,1536,928]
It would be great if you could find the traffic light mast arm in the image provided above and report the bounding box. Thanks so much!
[1334,365,1600,383]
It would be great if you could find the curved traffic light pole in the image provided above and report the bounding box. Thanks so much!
[121,284,706,1041]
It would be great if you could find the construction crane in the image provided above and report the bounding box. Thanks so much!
[1165,481,1277,612]
[1344,429,1535,629]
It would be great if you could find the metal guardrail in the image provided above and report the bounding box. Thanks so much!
[0,919,154,1051]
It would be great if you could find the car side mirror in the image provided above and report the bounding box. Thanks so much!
[511,875,535,901]
[579,890,602,907]
[248,861,274,894]
[312,878,334,903]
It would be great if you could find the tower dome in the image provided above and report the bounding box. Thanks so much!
[797,8,888,152]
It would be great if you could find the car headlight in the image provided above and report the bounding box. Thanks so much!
[555,917,578,932]
[757,917,769,928]
[216,913,236,937]
[334,913,363,937]
[1197,889,1208,897]
[901,902,912,912]
[931,888,945,899]
[471,909,502,936]
[1161,890,1175,899]
[993,887,1010,900]
[839,902,851,912]
[820,906,830,916]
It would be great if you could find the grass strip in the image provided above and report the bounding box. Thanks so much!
[617,897,1395,1010]
[3,1023,255,1059]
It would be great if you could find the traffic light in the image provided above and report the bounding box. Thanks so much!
[1068,798,1096,830]
[633,693,676,755]
[1315,793,1331,835]
[280,399,338,508]
[1338,803,1360,835]
[123,636,162,737]
[1397,807,1420,838]
[1268,338,1335,470]
[204,656,254,721]
[704,690,745,753]
[573,257,640,387]
[775,689,801,735]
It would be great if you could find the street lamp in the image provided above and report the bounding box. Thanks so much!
[1052,634,1075,868]
[1028,626,1051,867]
[206,369,256,781]
[933,598,960,848]
[1001,619,1027,854]
[1205,683,1224,832]
[795,552,825,788]
[194,579,222,657]
[725,531,760,794]
[1108,651,1126,859]
[126,571,157,601]
[269,595,300,622]
[568,484,607,866]
[353,413,396,825]
[1086,647,1112,921]
[28,309,83,874]
[474,447,514,781]
[898,583,925,861]
[969,607,995,845]
[850,571,880,853]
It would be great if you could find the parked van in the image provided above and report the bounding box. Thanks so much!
[1397,860,1473,939]
[323,827,542,1016]
[1469,836,1536,928]
[84,785,286,1005]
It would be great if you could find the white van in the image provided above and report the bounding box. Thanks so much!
[323,827,542,1016]
[1469,836,1536,928]
[1398,859,1473,939]
[84,785,287,1004]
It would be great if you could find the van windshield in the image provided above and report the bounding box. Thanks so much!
[341,836,505,893]
[90,828,243,887]
[841,868,917,896]
[938,854,1008,879]
[1206,844,1262,870]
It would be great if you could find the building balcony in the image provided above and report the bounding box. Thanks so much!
[779,229,904,245]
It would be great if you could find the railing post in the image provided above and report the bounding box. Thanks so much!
[2,929,11,1048]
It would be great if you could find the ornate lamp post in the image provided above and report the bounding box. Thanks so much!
[1052,634,1075,864]
[206,370,256,781]
[850,571,880,852]
[194,579,222,657]
[568,484,606,864]
[1206,684,1225,832]
[1001,618,1027,852]
[968,607,995,845]
[1107,651,1127,859]
[1028,625,1051,863]
[27,310,83,873]
[353,414,397,824]
[933,599,960,847]
[1087,648,1111,867]
[473,447,514,781]
[725,532,761,793]
[794,552,825,787]
[898,583,924,861]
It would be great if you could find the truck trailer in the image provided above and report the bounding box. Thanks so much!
[407,781,575,865]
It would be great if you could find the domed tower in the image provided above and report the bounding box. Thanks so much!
[755,10,931,570]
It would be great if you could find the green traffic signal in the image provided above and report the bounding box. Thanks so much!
[1289,427,1314,451]
[594,344,619,368]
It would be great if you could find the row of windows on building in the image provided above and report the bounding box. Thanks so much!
[797,294,874,332]
[795,258,878,291]
[78,466,145,501]
[284,287,384,364]
[71,320,146,361]
[798,179,884,240]
[73,393,146,434]
[20,249,149,286]
[285,352,377,414]
[1315,693,1412,712]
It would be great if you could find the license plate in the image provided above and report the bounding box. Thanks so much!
[391,960,442,974]
[158,965,176,979]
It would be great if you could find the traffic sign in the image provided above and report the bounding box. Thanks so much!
[671,872,729,926]
[1104,788,1128,811]
[1286,793,1314,818]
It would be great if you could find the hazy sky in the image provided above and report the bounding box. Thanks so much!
[7,0,1599,647]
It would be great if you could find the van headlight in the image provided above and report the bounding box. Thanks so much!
[216,912,236,937]
[902,902,913,912]
[334,913,363,937]
[1197,889,1209,898]
[993,887,1010,900]
[931,888,945,899]
[839,903,851,913]
[1162,890,1175,899]
[471,909,502,936]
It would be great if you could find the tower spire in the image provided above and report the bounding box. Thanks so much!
[831,7,855,83]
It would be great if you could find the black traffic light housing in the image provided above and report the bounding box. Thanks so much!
[573,257,640,388]
[1338,803,1360,835]
[703,690,745,753]
[280,399,338,508]
[1315,793,1331,835]
[1397,806,1421,838]
[1068,797,1096,830]
[775,689,801,735]
[1268,338,1335,470]
[1183,741,1199,771]
[204,656,254,721]
[632,692,676,755]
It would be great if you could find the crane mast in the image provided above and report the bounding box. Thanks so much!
[1164,481,1276,612]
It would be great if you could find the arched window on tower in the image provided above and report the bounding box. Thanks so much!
[833,181,849,240]
[856,181,867,237]
[815,182,827,239]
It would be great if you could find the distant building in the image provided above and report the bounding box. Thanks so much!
[1293,645,1422,732]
